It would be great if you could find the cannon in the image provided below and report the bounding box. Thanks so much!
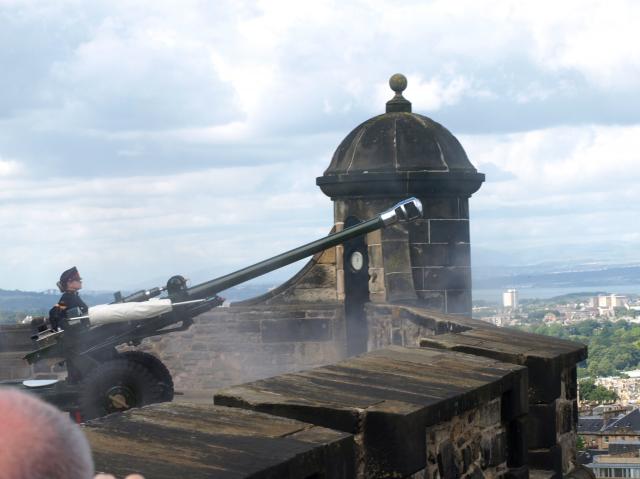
[18,198,422,420]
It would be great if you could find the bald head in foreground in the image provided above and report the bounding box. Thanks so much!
[0,387,94,479]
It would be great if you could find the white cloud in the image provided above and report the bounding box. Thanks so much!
[0,157,22,177]
[465,123,640,261]
[1,0,640,290]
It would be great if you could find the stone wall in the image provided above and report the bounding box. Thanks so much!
[0,324,37,380]
[132,303,345,392]
[214,345,528,479]
[364,303,588,478]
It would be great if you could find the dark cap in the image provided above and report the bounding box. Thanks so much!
[60,267,81,286]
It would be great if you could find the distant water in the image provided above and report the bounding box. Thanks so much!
[473,284,640,303]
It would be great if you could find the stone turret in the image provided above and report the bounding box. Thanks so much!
[317,73,484,316]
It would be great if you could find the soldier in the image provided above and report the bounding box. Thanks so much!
[49,267,88,331]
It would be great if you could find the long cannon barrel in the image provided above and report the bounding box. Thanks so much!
[185,197,423,300]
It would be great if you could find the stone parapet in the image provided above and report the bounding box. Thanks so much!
[215,345,528,479]
[417,317,586,477]
[84,402,354,479]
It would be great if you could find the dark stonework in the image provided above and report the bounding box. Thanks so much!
[446,290,472,315]
[261,318,332,343]
[506,416,528,467]
[429,219,470,244]
[482,431,507,467]
[215,346,525,479]
[423,267,471,290]
[438,440,460,479]
[529,444,563,475]
[528,402,557,449]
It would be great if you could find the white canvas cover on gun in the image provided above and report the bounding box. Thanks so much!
[88,299,173,324]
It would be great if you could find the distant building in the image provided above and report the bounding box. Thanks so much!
[503,289,518,309]
[580,408,640,451]
[590,294,629,316]
[588,455,640,478]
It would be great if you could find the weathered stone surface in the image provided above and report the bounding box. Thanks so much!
[84,402,354,479]
[423,266,471,290]
[0,324,32,352]
[529,402,557,449]
[429,219,470,244]
[215,346,525,479]
[501,465,529,479]
[416,290,446,310]
[384,272,417,302]
[557,400,573,435]
[529,444,562,474]
[437,439,459,478]
[481,430,506,467]
[506,416,528,467]
[408,219,429,244]
[423,198,459,219]
[446,289,472,315]
[261,318,332,343]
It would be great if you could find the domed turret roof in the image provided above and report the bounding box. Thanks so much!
[317,74,484,198]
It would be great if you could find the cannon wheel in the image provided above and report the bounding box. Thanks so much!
[79,358,164,421]
[119,351,174,402]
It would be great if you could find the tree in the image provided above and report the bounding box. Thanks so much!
[579,379,618,403]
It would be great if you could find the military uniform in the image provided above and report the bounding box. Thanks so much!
[49,267,88,330]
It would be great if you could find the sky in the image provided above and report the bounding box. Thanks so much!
[1,0,639,291]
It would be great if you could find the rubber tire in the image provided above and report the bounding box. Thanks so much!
[79,358,164,421]
[119,351,174,402]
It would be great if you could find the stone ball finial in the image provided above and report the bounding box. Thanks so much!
[389,73,407,94]
[386,73,411,113]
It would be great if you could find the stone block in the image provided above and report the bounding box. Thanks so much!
[366,229,382,245]
[411,267,425,290]
[368,243,383,268]
[437,439,460,479]
[450,243,471,266]
[501,376,529,422]
[557,400,573,435]
[317,246,336,264]
[385,273,417,302]
[528,402,557,449]
[459,198,469,219]
[429,219,470,244]
[481,431,506,467]
[478,399,501,427]
[529,444,562,474]
[369,267,385,293]
[566,366,578,400]
[446,290,471,315]
[424,267,471,290]
[384,222,409,240]
[287,288,338,303]
[261,318,331,343]
[408,219,429,244]
[411,243,446,267]
[381,239,413,273]
[85,402,355,479]
[295,264,336,289]
[506,416,528,468]
[361,401,427,477]
[501,465,529,479]
[423,198,458,219]
[417,290,445,311]
[525,357,562,404]
[234,320,261,334]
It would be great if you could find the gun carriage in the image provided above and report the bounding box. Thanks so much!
[12,198,422,420]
